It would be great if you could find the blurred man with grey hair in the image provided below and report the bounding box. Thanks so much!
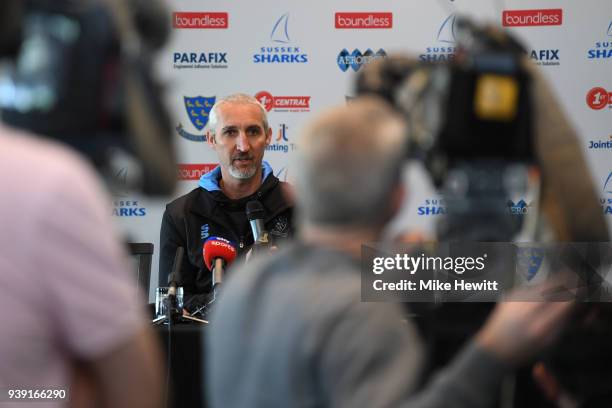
[207,97,572,408]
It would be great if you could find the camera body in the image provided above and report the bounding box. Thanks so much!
[357,17,537,241]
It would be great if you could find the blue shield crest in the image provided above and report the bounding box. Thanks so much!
[517,247,545,281]
[184,96,216,131]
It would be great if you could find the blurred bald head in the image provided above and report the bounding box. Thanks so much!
[295,97,407,228]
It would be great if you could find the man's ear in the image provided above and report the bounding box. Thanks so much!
[532,362,560,403]
[265,126,272,145]
[207,131,216,149]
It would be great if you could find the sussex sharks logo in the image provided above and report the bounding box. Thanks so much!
[271,13,290,43]
[420,14,457,62]
[175,96,216,142]
[437,14,457,43]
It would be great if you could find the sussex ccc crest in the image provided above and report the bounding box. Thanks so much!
[176,96,216,142]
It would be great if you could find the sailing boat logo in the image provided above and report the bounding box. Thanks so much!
[419,14,457,62]
[271,13,291,43]
[604,172,612,194]
[253,13,308,64]
[437,14,457,43]
[607,21,612,37]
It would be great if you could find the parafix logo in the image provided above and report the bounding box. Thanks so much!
[335,12,393,29]
[502,9,562,27]
[255,91,310,112]
[177,164,218,181]
[586,87,612,110]
[173,12,228,29]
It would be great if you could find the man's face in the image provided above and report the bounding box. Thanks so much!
[208,102,271,180]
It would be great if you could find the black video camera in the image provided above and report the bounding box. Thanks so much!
[0,0,176,196]
[357,17,538,241]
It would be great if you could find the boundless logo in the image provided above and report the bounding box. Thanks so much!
[417,198,447,216]
[507,199,532,215]
[172,12,228,29]
[253,13,308,64]
[587,21,612,60]
[176,96,215,142]
[420,14,457,62]
[601,172,612,216]
[177,164,218,181]
[502,9,562,27]
[337,48,387,72]
[255,91,310,112]
[588,135,612,150]
[173,51,228,69]
[334,12,393,29]
[586,87,612,110]
[266,124,295,154]
[528,49,560,66]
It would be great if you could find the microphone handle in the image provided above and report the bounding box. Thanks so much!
[250,219,269,243]
[212,257,225,288]
[168,246,184,296]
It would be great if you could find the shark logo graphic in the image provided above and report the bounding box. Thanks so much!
[420,14,457,61]
[253,13,308,63]
[437,14,457,43]
[604,172,612,194]
[607,20,612,36]
[271,13,290,43]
